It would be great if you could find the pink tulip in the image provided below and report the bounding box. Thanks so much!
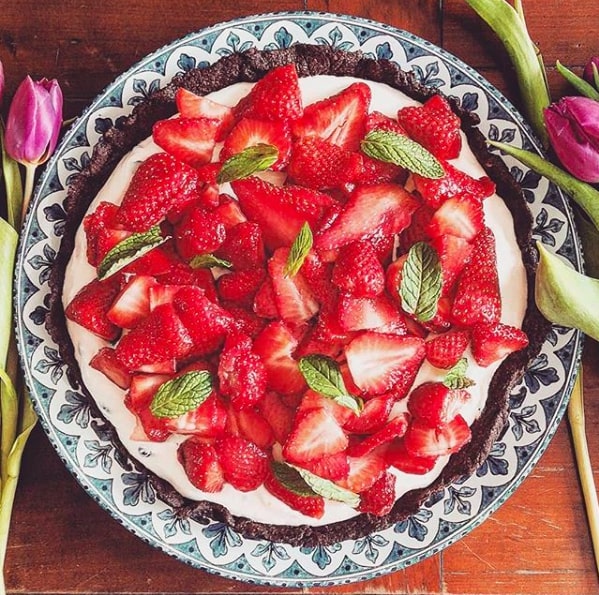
[4,76,63,166]
[544,96,599,183]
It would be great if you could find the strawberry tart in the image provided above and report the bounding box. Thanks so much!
[47,43,549,545]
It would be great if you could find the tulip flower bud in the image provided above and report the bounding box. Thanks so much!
[4,76,63,166]
[544,96,599,183]
[583,57,599,89]
[0,60,4,107]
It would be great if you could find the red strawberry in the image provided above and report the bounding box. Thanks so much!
[174,204,226,260]
[268,247,319,327]
[264,469,324,518]
[253,278,279,319]
[425,330,470,369]
[300,252,337,305]
[427,195,484,242]
[164,393,227,438]
[397,94,462,160]
[368,231,396,266]
[215,221,265,270]
[292,82,371,151]
[358,470,396,516]
[225,303,267,338]
[430,234,474,294]
[234,407,275,449]
[315,184,419,252]
[217,269,265,307]
[298,390,354,427]
[332,240,385,297]
[213,194,247,229]
[404,415,471,457]
[299,451,350,482]
[338,449,387,493]
[220,117,292,170]
[116,153,200,232]
[413,160,495,209]
[217,434,269,492]
[178,439,225,493]
[408,382,471,427]
[470,322,529,367]
[283,407,348,464]
[153,268,217,303]
[83,201,130,267]
[336,294,407,333]
[234,64,303,122]
[65,276,123,341]
[347,414,409,458]
[345,332,425,395]
[398,204,434,254]
[258,391,295,444]
[175,88,234,141]
[120,243,180,277]
[106,275,157,329]
[153,117,220,168]
[253,321,307,395]
[385,439,438,474]
[217,333,267,409]
[452,227,501,327]
[231,177,333,251]
[287,138,363,189]
[366,111,407,136]
[89,347,132,389]
[126,373,171,411]
[385,255,407,302]
[343,393,394,434]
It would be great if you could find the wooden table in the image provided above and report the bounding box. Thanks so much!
[3,1,599,593]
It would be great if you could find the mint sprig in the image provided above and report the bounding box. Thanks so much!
[189,253,232,270]
[443,358,476,390]
[284,222,312,277]
[360,129,444,179]
[399,242,442,323]
[217,143,279,183]
[271,462,319,497]
[97,225,167,279]
[150,370,213,418]
[295,466,360,508]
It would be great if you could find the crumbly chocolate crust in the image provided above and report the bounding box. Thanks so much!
[47,43,551,546]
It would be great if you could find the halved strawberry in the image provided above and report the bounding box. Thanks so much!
[120,243,181,277]
[215,221,265,270]
[425,330,470,369]
[178,439,225,493]
[408,382,471,427]
[153,117,220,168]
[83,201,130,267]
[126,373,171,411]
[332,240,385,297]
[345,332,425,395]
[470,322,529,367]
[213,194,247,229]
[298,390,355,427]
[264,469,325,518]
[315,184,419,252]
[106,275,157,329]
[234,407,275,449]
[299,451,350,482]
[234,63,303,122]
[217,434,269,492]
[220,117,292,170]
[385,438,438,474]
[430,233,474,294]
[231,177,333,251]
[217,269,265,307]
[291,82,371,151]
[115,153,200,232]
[65,275,123,341]
[385,255,407,304]
[398,203,434,254]
[404,415,471,457]
[347,413,409,457]
[175,88,234,141]
[427,195,484,242]
[343,393,394,434]
[337,448,387,493]
[174,204,226,260]
[258,391,295,445]
[358,470,396,516]
[300,252,337,305]
[336,293,407,334]
[253,278,279,319]
[365,111,407,136]
[89,347,132,389]
[166,393,228,437]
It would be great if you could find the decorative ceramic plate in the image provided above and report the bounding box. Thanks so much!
[15,11,583,587]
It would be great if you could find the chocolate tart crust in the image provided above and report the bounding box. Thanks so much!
[47,43,551,546]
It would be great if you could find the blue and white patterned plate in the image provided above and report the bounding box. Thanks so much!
[15,12,582,587]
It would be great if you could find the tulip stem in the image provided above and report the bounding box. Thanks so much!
[20,164,36,225]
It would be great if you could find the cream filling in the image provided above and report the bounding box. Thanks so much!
[62,77,527,526]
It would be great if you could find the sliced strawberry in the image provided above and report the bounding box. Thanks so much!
[264,469,324,518]
[332,240,385,297]
[299,451,350,482]
[470,322,529,367]
[408,382,471,427]
[398,203,434,254]
[213,194,247,229]
[358,470,396,516]
[427,195,484,242]
[174,204,226,260]
[345,332,425,395]
[315,184,419,252]
[365,111,407,135]
[153,268,217,303]
[65,275,123,341]
[452,227,501,327]
[292,82,371,151]
[268,247,319,327]
[234,63,303,122]
[258,391,295,445]
[215,221,265,270]
[220,117,291,170]
[283,407,348,464]
[385,439,438,474]
[253,278,279,319]
[216,269,265,308]
[116,153,200,232]
[404,414,472,457]
[148,284,182,311]
[106,275,157,329]
[234,407,275,449]
[347,413,409,457]
[115,303,193,371]
[385,255,407,304]
[166,393,228,437]
[136,359,177,375]
[175,88,234,141]
[89,347,132,389]
[337,448,387,493]
[336,294,407,333]
[131,406,171,442]
[301,252,336,305]
[343,393,394,434]
[178,439,225,493]
[298,389,355,427]
[120,243,181,277]
[430,233,474,295]
[253,321,306,395]
[83,201,130,267]
[231,177,333,251]
[225,303,267,338]
[425,330,470,369]
[126,373,172,411]
[217,434,269,492]
[397,94,462,160]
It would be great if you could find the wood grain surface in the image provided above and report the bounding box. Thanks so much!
[2,1,599,593]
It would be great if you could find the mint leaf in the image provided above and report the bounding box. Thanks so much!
[295,467,360,508]
[298,355,362,414]
[271,462,318,497]
[189,253,232,269]
[443,358,476,390]
[399,242,442,322]
[150,370,213,418]
[217,143,279,183]
[284,222,313,277]
[360,129,445,179]
[97,225,167,279]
